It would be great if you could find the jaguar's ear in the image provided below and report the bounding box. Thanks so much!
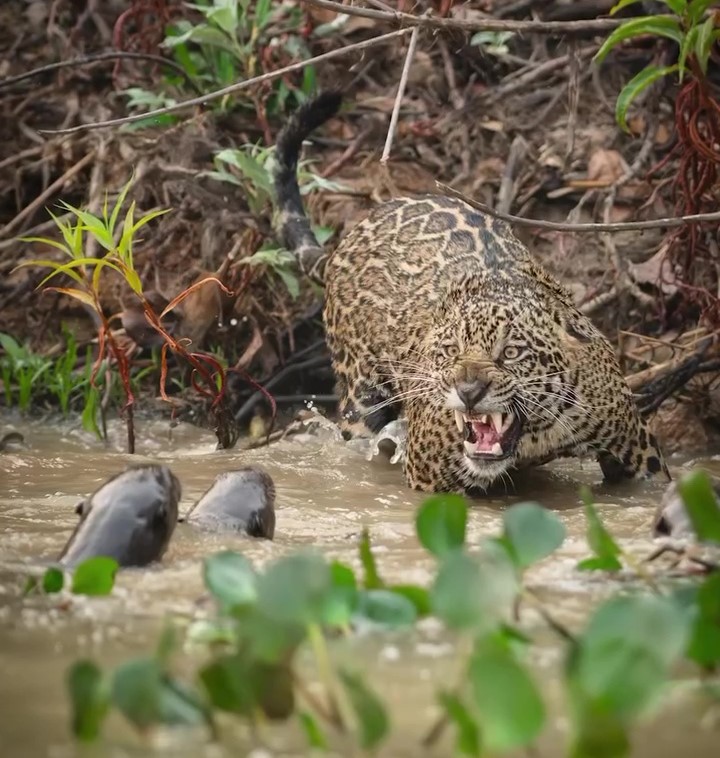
[555,312,594,350]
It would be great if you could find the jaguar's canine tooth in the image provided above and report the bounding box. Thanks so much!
[491,412,503,433]
[490,442,503,456]
[454,410,464,432]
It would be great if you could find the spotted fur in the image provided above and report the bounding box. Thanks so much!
[273,92,671,494]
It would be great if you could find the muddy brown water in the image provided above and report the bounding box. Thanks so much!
[1,415,719,758]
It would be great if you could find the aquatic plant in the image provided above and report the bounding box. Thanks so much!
[14,176,238,453]
[40,472,720,756]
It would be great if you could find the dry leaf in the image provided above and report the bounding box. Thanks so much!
[628,242,677,295]
[586,149,629,185]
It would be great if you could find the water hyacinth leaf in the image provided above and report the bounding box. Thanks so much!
[338,668,389,750]
[615,64,680,132]
[43,567,65,593]
[67,660,109,741]
[253,661,295,720]
[158,677,213,728]
[439,691,482,757]
[431,543,518,630]
[356,589,418,627]
[677,469,720,544]
[501,502,566,568]
[415,493,468,558]
[299,711,328,749]
[577,490,623,572]
[359,527,384,589]
[71,557,118,596]
[686,573,720,668]
[256,552,331,625]
[240,611,306,664]
[203,551,257,608]
[569,697,630,758]
[199,654,255,714]
[582,595,689,667]
[389,584,431,616]
[572,595,690,717]
[576,640,665,717]
[469,640,545,751]
[111,658,163,729]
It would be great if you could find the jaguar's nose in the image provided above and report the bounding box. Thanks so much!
[456,379,490,411]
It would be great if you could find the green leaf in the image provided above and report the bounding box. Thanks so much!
[299,711,328,749]
[108,176,135,236]
[694,14,718,74]
[42,567,64,593]
[569,698,630,758]
[615,64,680,132]
[388,584,431,616]
[355,589,417,627]
[470,638,545,751]
[256,552,331,625]
[501,502,565,569]
[111,658,162,729]
[359,527,384,589]
[338,669,389,750]
[688,0,717,24]
[686,573,720,668]
[67,660,109,741]
[415,493,467,558]
[322,560,358,627]
[18,236,71,255]
[71,557,118,596]
[577,489,623,572]
[431,543,518,631]
[677,469,720,544]
[594,18,684,63]
[199,654,255,714]
[202,551,257,609]
[159,678,213,729]
[572,594,690,717]
[612,0,686,13]
[439,691,482,757]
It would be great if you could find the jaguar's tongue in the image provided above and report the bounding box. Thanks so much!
[471,421,501,452]
[454,411,508,458]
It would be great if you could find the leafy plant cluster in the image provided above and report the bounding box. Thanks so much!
[202,141,341,298]
[124,0,316,122]
[596,0,719,131]
[0,328,102,432]
[39,470,720,757]
[15,177,236,453]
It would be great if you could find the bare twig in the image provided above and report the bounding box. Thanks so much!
[1,151,96,238]
[381,25,420,164]
[0,51,202,93]
[435,183,720,232]
[496,136,528,215]
[39,29,413,135]
[301,0,669,34]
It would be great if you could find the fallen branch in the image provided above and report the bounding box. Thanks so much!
[0,51,201,94]
[301,0,673,34]
[435,183,720,232]
[381,24,420,163]
[38,28,413,135]
[1,150,96,238]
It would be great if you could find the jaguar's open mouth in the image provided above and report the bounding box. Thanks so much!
[453,410,522,461]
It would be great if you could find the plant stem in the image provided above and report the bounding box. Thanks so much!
[307,623,355,735]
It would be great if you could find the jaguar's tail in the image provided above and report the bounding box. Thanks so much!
[272,90,343,284]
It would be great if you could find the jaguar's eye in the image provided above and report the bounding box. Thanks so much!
[503,345,522,361]
[446,344,460,358]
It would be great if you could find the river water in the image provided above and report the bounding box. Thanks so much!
[1,414,719,758]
